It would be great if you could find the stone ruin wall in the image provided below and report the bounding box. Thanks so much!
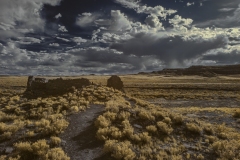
[25,75,124,98]
[26,76,91,97]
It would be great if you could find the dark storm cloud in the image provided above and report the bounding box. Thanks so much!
[202,50,240,64]
[1,0,240,75]
[69,47,140,68]
[68,47,162,73]
[110,33,227,67]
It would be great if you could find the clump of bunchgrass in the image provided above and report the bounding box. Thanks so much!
[233,109,240,118]
[157,121,173,135]
[186,122,202,134]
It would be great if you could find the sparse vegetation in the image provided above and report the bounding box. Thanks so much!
[1,75,240,159]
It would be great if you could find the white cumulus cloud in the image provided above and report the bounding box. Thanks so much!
[0,0,62,40]
[72,37,87,45]
[186,2,194,6]
[76,12,99,27]
[55,13,62,19]
[49,43,60,47]
[58,25,68,32]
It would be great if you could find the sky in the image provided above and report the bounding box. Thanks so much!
[0,0,240,75]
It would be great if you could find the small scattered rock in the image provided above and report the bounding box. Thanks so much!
[5,147,14,154]
[133,124,142,129]
[61,140,67,146]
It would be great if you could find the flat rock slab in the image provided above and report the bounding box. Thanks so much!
[60,104,108,160]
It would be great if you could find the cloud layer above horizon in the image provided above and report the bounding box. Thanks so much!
[0,0,240,75]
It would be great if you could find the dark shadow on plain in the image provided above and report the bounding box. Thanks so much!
[72,123,103,150]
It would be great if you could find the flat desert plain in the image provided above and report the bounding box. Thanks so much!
[0,75,240,160]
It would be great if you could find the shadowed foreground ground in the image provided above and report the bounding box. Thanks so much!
[60,104,112,160]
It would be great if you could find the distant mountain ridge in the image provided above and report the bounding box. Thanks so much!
[138,64,240,77]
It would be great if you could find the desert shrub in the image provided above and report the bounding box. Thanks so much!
[215,123,226,133]
[0,156,7,160]
[31,140,50,156]
[14,141,33,153]
[78,105,87,111]
[0,121,24,135]
[122,120,132,129]
[9,121,25,133]
[139,155,147,160]
[212,140,240,159]
[118,111,131,120]
[0,131,12,140]
[95,115,111,128]
[35,118,68,135]
[186,122,201,134]
[35,119,50,128]
[103,111,117,121]
[157,121,173,135]
[104,140,136,160]
[203,124,214,135]
[152,111,165,120]
[14,140,51,159]
[130,132,151,144]
[25,131,35,137]
[233,109,240,118]
[215,124,228,139]
[4,105,17,112]
[50,136,61,146]
[48,114,64,122]
[111,130,123,139]
[50,119,69,135]
[137,132,151,143]
[70,106,79,113]
[0,122,6,133]
[138,110,155,121]
[146,125,157,133]
[170,114,183,125]
[121,120,134,137]
[96,126,121,140]
[136,99,149,107]
[105,101,119,113]
[155,150,169,160]
[163,117,172,124]
[217,132,228,139]
[123,127,134,138]
[139,146,153,158]
[96,128,109,140]
[7,156,22,160]
[45,148,70,160]
[0,111,18,122]
[205,135,218,144]
[196,154,204,160]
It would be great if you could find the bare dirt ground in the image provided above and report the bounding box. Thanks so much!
[60,104,112,160]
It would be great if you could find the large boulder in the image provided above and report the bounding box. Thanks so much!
[107,75,124,91]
